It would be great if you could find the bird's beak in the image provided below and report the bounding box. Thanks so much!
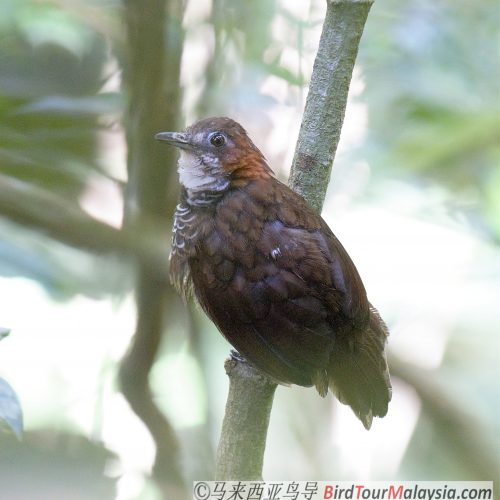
[155,131,191,149]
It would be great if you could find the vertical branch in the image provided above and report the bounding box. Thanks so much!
[289,0,374,212]
[119,0,186,497]
[215,356,277,480]
[214,0,374,480]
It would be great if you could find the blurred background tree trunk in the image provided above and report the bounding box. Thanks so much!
[118,0,187,497]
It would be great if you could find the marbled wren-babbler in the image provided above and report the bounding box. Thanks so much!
[156,117,391,429]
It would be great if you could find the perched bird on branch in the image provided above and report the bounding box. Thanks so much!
[156,117,391,429]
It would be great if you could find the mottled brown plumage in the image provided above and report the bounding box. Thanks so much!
[156,117,391,429]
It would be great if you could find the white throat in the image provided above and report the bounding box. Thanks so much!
[177,150,228,192]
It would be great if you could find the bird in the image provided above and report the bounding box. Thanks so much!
[155,117,391,429]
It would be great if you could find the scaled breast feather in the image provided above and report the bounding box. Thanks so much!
[170,201,197,300]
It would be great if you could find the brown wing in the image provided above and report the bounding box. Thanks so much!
[189,178,371,386]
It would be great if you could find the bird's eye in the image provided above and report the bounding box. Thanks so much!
[210,133,226,147]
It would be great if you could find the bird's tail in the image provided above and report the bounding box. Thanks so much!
[326,307,392,429]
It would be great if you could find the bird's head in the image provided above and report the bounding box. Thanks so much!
[155,117,273,193]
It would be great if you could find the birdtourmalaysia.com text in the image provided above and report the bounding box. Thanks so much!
[192,481,493,500]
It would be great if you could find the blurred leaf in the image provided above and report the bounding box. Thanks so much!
[196,0,278,115]
[358,0,500,240]
[395,109,499,180]
[0,14,113,198]
[263,63,306,87]
[0,378,23,439]
[0,1,126,296]
[0,219,132,301]
[16,4,95,58]
[0,430,117,499]
[16,93,122,116]
[0,328,10,341]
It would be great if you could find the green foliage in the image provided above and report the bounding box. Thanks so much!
[0,0,124,296]
[359,0,500,240]
[0,1,117,196]
[0,377,23,439]
[356,0,500,482]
